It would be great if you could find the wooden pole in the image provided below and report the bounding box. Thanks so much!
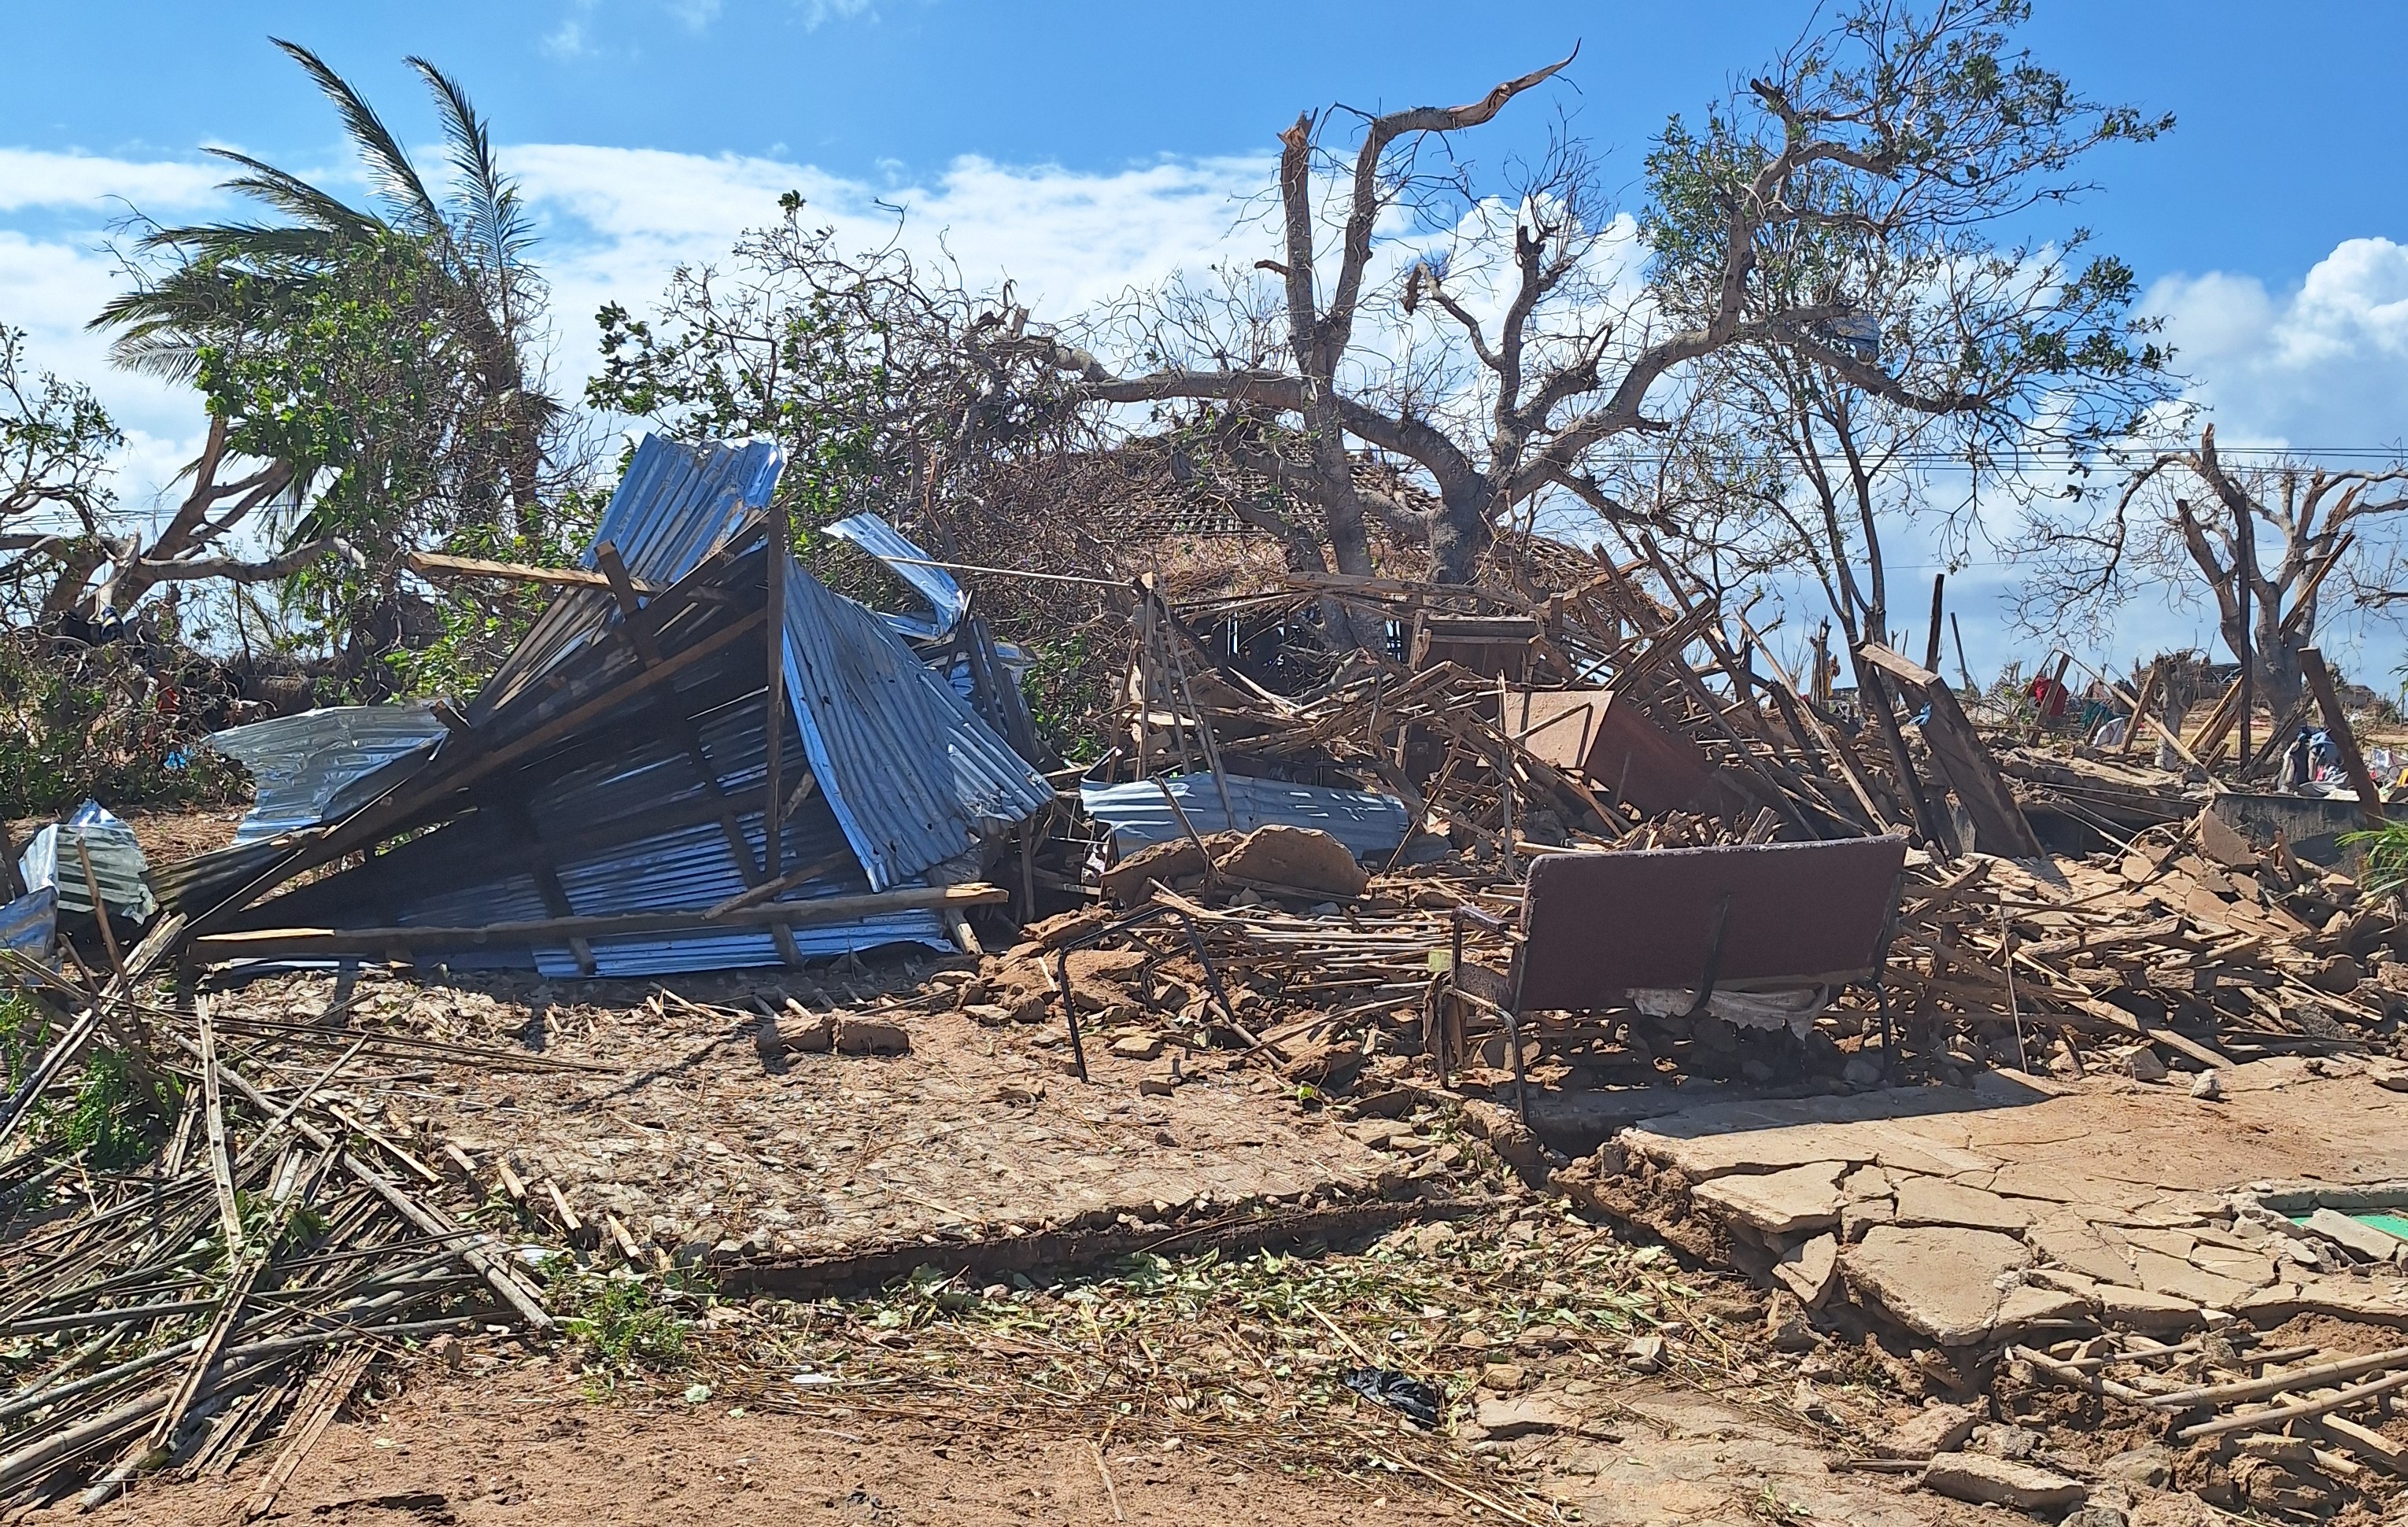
[1853,652,1953,858]
[1924,574,1946,677]
[2300,646,2384,825]
[0,818,23,902]
[1949,613,1974,693]
[2120,660,2164,759]
[2236,503,2257,769]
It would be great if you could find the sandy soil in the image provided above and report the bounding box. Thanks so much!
[61,1355,1985,1527]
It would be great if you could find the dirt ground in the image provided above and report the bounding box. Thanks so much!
[12,809,2406,1524]
[64,1351,1989,1527]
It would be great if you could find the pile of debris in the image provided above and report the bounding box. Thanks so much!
[13,423,2408,1521]
[0,947,567,1510]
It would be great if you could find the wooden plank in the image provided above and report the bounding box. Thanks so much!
[187,883,1009,960]
[2190,676,2247,763]
[242,1344,375,1520]
[195,999,243,1256]
[2300,645,2384,825]
[2120,660,2163,760]
[763,509,789,885]
[1860,643,2046,858]
[406,550,663,595]
[1738,616,1893,832]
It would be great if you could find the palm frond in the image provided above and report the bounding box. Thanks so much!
[198,148,384,238]
[407,56,538,287]
[271,38,445,236]
[95,328,209,383]
[138,220,349,266]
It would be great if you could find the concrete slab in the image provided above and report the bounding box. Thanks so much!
[1690,1162,1846,1237]
[2130,1249,2261,1309]
[1841,1226,2030,1345]
[2095,1282,2203,1333]
[1774,1234,1841,1306]
[1994,1282,2094,1333]
[1893,1176,2033,1232]
[2027,1214,2136,1284]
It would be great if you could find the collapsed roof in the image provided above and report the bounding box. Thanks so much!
[158,434,1051,977]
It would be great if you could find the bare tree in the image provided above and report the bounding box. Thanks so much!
[0,324,122,621]
[2019,423,2408,714]
[1010,0,2170,634]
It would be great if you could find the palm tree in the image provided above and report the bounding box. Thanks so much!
[94,40,557,533]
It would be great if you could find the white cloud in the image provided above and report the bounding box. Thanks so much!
[0,148,223,215]
[796,0,873,28]
[543,20,593,58]
[507,143,1278,395]
[2146,237,2408,449]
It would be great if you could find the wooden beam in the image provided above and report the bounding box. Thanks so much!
[763,508,789,884]
[1924,573,1946,676]
[2300,646,2385,825]
[187,884,1009,961]
[2119,659,2163,759]
[407,550,665,595]
[1860,643,2046,859]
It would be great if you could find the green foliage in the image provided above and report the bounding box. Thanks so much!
[1021,629,1114,763]
[553,1267,693,1384]
[0,322,123,577]
[2342,821,2408,902]
[385,488,605,698]
[191,231,534,677]
[0,628,247,817]
[586,205,894,537]
[0,991,46,1094]
[55,1046,168,1171]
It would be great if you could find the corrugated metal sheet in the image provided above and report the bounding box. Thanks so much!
[472,433,785,719]
[1080,775,1410,861]
[1,887,55,961]
[208,704,450,844]
[781,555,1052,891]
[19,802,157,921]
[823,512,967,640]
[231,686,949,977]
[594,435,785,582]
[179,435,1036,976]
[150,837,294,922]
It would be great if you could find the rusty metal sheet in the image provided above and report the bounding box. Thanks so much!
[1515,835,1908,1010]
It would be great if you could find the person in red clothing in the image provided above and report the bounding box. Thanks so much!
[2027,673,2070,722]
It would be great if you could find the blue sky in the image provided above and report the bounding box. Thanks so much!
[3,1,2405,677]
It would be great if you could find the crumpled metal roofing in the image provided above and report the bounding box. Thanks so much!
[473,433,1044,891]
[220,678,947,979]
[823,511,968,640]
[1,886,55,961]
[1080,775,1411,861]
[208,704,450,845]
[180,434,1040,976]
[19,801,157,921]
[473,434,786,718]
[781,555,1051,891]
[596,436,785,582]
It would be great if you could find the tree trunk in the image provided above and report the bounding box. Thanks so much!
[1427,486,1487,584]
[2218,607,2307,724]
